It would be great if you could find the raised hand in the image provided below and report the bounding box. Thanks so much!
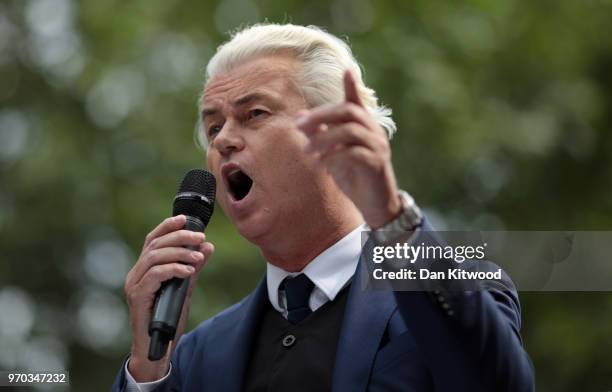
[296,70,402,228]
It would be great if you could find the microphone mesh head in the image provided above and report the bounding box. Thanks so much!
[172,169,216,226]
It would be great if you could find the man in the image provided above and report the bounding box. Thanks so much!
[113,23,534,391]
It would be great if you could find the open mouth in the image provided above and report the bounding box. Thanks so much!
[226,169,253,201]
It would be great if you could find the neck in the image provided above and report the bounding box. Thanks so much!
[260,209,363,273]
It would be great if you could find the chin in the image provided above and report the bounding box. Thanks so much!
[232,211,275,246]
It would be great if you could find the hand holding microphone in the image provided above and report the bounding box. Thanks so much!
[123,169,216,382]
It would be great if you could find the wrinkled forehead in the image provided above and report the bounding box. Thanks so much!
[201,55,302,108]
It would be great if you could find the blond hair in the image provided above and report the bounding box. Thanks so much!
[197,23,396,147]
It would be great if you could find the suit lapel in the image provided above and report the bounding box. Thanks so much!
[332,255,397,392]
[199,276,268,392]
[196,243,397,392]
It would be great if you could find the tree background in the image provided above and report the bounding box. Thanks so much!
[1,0,611,390]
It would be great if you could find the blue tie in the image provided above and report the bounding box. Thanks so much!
[280,274,315,324]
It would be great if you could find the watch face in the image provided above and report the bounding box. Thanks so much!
[399,192,422,228]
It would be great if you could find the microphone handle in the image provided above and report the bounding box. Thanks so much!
[148,216,205,361]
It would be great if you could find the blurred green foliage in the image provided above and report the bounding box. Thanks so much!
[1,0,611,390]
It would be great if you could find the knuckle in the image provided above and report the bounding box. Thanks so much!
[126,289,136,302]
[197,250,208,261]
[144,249,158,265]
[144,232,154,244]
[125,286,139,304]
[346,123,360,136]
[136,251,147,264]
[149,265,165,280]
[148,238,158,249]
[345,103,361,117]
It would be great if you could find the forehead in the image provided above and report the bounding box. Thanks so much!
[202,55,301,107]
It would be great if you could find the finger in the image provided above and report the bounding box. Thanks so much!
[133,263,196,298]
[131,247,205,285]
[307,123,373,155]
[148,230,205,250]
[296,102,374,135]
[344,69,364,107]
[144,215,187,248]
[193,242,215,272]
[295,109,309,118]
[321,144,375,172]
[199,241,215,258]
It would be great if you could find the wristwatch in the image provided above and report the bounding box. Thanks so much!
[371,190,423,244]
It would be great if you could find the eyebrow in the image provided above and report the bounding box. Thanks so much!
[200,92,277,121]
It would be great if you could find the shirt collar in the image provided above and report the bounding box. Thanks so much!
[266,224,365,313]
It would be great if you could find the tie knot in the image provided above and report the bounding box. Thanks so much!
[280,274,314,323]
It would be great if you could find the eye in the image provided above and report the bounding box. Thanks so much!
[247,108,268,120]
[207,124,222,137]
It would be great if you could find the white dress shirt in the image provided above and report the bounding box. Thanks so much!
[266,223,365,318]
[125,223,366,391]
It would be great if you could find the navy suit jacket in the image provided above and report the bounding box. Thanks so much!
[112,223,535,391]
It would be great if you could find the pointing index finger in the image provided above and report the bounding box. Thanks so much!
[344,69,363,107]
[295,70,369,135]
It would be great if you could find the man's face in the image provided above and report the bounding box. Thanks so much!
[202,55,326,244]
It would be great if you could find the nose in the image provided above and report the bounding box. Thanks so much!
[212,122,245,156]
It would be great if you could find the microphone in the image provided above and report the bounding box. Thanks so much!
[148,169,216,361]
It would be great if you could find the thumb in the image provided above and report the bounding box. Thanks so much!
[344,69,364,107]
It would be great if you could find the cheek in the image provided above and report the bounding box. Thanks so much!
[263,135,318,191]
[264,135,308,176]
[268,121,310,158]
[206,151,218,174]
[205,152,223,191]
